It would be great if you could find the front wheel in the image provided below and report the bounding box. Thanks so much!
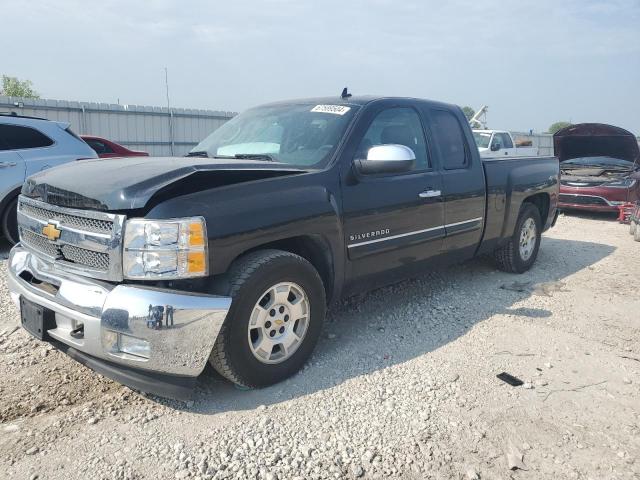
[494,203,542,273]
[209,250,326,388]
[1,197,19,245]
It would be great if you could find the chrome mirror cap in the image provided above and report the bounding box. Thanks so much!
[356,144,416,175]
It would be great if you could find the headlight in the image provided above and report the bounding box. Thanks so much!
[123,217,208,279]
[606,178,636,189]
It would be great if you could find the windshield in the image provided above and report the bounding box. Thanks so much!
[191,103,359,167]
[473,132,492,148]
[562,156,636,169]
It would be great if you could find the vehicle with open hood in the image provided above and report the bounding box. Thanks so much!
[6,95,559,399]
[555,123,640,212]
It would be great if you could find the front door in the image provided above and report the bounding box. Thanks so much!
[341,104,445,284]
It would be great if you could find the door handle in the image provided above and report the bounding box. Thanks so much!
[0,161,17,168]
[419,189,441,198]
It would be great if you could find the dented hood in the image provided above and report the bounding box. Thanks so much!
[554,123,640,163]
[22,156,308,211]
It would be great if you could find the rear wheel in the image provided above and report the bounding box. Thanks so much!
[1,197,19,245]
[209,250,326,388]
[494,203,542,273]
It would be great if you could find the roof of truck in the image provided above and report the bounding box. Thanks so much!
[473,129,508,134]
[261,95,458,110]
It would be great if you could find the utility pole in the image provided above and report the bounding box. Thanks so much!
[165,67,174,156]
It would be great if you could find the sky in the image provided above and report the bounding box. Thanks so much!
[3,0,640,134]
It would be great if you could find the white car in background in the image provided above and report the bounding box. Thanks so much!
[473,129,539,158]
[0,113,97,244]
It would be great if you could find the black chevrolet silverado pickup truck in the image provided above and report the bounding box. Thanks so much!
[7,96,559,399]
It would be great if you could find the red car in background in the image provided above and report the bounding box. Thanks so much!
[81,135,149,158]
[555,123,640,213]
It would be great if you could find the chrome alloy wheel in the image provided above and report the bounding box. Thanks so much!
[247,282,310,364]
[519,217,537,261]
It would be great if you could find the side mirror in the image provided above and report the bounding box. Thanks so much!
[355,144,415,175]
[490,142,501,152]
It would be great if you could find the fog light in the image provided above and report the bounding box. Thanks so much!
[118,333,150,359]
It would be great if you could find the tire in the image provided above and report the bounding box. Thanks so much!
[635,223,640,242]
[630,219,637,236]
[209,249,326,388]
[494,203,542,273]
[1,197,19,245]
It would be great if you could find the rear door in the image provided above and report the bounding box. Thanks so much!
[425,108,485,260]
[341,102,445,282]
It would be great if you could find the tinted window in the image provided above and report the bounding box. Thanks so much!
[0,124,54,150]
[430,110,468,169]
[86,139,115,154]
[357,107,429,170]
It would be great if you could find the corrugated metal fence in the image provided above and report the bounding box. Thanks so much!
[0,96,235,157]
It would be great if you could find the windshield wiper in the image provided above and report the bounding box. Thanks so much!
[185,151,210,158]
[232,153,275,162]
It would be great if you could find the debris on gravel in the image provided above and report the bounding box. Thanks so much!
[1,214,639,479]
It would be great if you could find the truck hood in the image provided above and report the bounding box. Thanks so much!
[22,156,309,211]
[554,123,639,163]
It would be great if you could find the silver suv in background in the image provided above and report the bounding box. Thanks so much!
[0,113,97,244]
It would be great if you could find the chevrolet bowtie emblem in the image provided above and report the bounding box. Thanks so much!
[42,223,61,241]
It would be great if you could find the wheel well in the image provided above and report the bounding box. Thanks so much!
[523,193,550,224]
[238,236,335,302]
[0,188,21,217]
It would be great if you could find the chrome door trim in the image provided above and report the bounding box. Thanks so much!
[347,216,484,248]
[418,189,442,198]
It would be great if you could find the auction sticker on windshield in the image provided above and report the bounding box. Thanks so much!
[311,105,351,115]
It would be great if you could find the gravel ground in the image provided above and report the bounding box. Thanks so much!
[1,213,639,480]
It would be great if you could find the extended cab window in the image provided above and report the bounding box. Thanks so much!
[430,110,468,169]
[357,107,429,170]
[0,124,54,150]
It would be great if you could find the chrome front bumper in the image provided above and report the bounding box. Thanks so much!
[7,245,231,378]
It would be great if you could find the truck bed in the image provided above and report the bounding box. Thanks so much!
[480,155,559,254]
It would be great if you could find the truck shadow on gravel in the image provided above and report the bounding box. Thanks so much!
[185,236,615,414]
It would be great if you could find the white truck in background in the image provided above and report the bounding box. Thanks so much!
[473,129,539,158]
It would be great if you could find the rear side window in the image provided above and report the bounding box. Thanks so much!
[0,124,54,150]
[430,110,468,169]
[86,139,115,154]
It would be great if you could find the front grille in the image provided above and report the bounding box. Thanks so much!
[19,228,59,258]
[60,244,110,270]
[17,196,125,281]
[560,180,603,187]
[19,201,113,234]
[20,228,111,271]
[559,194,609,206]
